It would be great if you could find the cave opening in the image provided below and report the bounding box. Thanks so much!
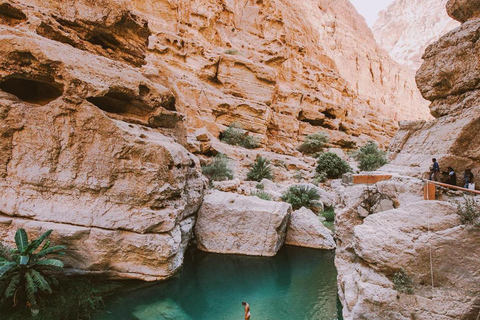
[0,76,63,105]
[87,90,152,117]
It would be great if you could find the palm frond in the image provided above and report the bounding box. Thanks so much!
[4,274,20,298]
[0,262,17,278]
[14,229,29,254]
[29,269,52,294]
[34,259,64,268]
[41,240,51,251]
[19,255,29,266]
[25,271,38,295]
[36,245,67,258]
[26,229,53,253]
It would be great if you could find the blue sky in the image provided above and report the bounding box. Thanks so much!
[350,0,396,26]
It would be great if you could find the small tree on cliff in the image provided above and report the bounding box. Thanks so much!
[0,229,66,316]
[316,152,351,179]
[246,156,273,182]
[296,132,329,156]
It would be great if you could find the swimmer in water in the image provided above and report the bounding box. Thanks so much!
[242,301,251,320]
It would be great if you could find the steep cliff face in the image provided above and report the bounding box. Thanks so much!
[0,7,206,280]
[335,1,480,318]
[386,0,480,184]
[373,0,460,70]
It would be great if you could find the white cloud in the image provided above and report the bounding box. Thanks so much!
[350,0,396,27]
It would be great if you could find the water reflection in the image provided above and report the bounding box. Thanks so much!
[93,246,342,320]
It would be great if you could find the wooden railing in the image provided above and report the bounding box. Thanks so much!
[423,180,480,200]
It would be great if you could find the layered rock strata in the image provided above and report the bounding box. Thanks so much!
[0,13,205,280]
[373,0,459,70]
[386,0,480,186]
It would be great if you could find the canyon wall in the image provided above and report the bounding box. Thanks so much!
[386,0,480,185]
[373,0,460,70]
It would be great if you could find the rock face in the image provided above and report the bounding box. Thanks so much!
[386,0,480,186]
[4,0,431,153]
[0,8,205,280]
[195,191,291,256]
[285,207,335,250]
[373,0,460,70]
[336,197,480,320]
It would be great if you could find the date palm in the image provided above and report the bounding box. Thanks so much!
[0,228,66,315]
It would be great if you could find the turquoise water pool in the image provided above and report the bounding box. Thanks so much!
[93,245,342,320]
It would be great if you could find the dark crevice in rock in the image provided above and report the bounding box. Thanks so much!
[87,90,152,117]
[37,12,150,67]
[0,76,63,105]
[0,3,26,26]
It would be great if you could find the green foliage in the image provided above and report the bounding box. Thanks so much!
[312,171,328,185]
[281,184,320,210]
[393,269,414,294]
[322,207,335,222]
[352,141,388,171]
[255,183,265,190]
[296,132,329,155]
[293,171,303,182]
[201,154,234,182]
[220,123,260,149]
[246,156,273,182]
[251,191,272,201]
[0,279,121,320]
[457,196,480,227]
[316,152,352,179]
[0,229,66,314]
[224,49,239,55]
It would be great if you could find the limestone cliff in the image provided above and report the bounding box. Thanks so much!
[0,0,429,280]
[373,0,460,70]
[386,0,480,185]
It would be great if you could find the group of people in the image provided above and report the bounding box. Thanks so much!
[429,158,475,189]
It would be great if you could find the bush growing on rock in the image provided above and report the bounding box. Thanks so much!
[312,171,328,185]
[393,268,414,294]
[457,196,480,227]
[352,141,388,171]
[246,156,273,182]
[251,191,272,201]
[322,207,335,222]
[281,184,320,210]
[220,123,260,149]
[316,152,351,179]
[296,132,329,155]
[0,229,67,316]
[201,154,234,182]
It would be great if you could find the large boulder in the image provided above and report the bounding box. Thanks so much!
[195,191,292,256]
[285,207,335,250]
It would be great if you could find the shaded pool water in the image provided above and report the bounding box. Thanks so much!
[93,245,342,320]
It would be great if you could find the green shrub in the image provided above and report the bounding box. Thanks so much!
[353,141,388,171]
[202,154,234,182]
[316,152,351,179]
[293,171,303,182]
[281,184,320,210]
[457,196,480,227]
[297,132,329,155]
[0,279,121,320]
[220,123,260,149]
[246,156,273,182]
[224,49,239,55]
[393,269,414,294]
[0,229,66,315]
[251,191,272,201]
[322,207,335,222]
[255,183,264,190]
[312,171,328,185]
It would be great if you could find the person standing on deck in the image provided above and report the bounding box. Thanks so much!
[242,301,251,320]
[429,158,440,181]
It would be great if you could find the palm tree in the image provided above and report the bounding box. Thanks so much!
[0,229,66,315]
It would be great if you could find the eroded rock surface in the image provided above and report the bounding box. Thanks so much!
[373,0,459,70]
[386,0,480,185]
[195,191,291,256]
[285,207,335,250]
[0,13,205,280]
